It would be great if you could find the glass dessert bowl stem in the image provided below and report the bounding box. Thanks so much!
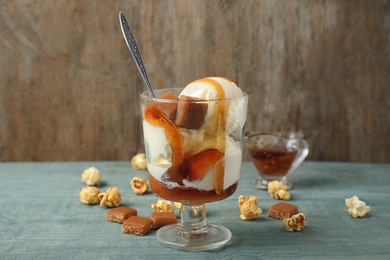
[156,204,232,251]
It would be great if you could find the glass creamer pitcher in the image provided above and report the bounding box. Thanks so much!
[246,132,309,190]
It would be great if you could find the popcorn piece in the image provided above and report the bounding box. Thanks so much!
[283,213,305,231]
[275,189,291,200]
[131,153,147,170]
[174,202,182,213]
[238,195,263,220]
[98,187,122,208]
[81,166,101,186]
[268,180,291,200]
[154,157,172,168]
[130,177,149,195]
[238,195,247,208]
[345,196,371,218]
[151,199,174,213]
[79,186,100,205]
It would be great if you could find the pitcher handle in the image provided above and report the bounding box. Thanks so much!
[288,139,309,175]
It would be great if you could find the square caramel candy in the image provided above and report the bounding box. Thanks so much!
[152,92,179,121]
[150,212,177,229]
[122,216,153,236]
[107,207,137,224]
[268,202,298,220]
[174,95,208,130]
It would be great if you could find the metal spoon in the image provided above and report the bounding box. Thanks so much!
[119,12,155,98]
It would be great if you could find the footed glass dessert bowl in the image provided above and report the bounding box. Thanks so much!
[140,77,248,251]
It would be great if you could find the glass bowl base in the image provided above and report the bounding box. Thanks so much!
[156,223,232,251]
[254,177,292,190]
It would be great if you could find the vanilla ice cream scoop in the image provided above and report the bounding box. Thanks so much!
[180,77,242,100]
[179,77,247,135]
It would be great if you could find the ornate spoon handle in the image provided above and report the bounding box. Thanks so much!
[119,12,155,97]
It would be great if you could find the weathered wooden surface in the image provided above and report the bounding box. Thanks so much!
[0,0,389,162]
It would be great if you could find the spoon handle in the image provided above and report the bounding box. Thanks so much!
[119,12,155,97]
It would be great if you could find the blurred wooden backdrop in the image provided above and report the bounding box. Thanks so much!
[0,0,389,162]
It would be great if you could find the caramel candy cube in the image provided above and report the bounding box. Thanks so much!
[152,92,179,121]
[150,212,177,229]
[174,95,208,130]
[268,202,299,219]
[122,216,153,236]
[107,207,137,224]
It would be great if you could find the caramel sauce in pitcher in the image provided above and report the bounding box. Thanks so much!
[249,147,298,177]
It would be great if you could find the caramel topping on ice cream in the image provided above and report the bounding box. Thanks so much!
[186,78,228,194]
[144,105,184,182]
[202,78,227,194]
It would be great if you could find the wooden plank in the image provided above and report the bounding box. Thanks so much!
[0,0,389,162]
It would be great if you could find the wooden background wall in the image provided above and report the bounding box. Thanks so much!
[0,0,389,162]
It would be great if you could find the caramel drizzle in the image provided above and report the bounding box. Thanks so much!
[144,105,184,182]
[194,77,227,194]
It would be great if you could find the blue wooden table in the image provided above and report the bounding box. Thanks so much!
[0,161,389,259]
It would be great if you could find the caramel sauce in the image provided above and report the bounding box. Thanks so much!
[191,78,227,194]
[249,147,298,177]
[144,105,183,182]
[179,148,223,181]
[148,172,238,204]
